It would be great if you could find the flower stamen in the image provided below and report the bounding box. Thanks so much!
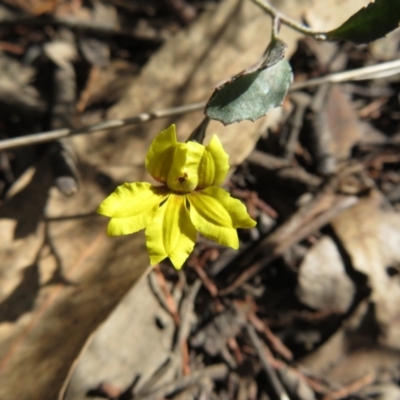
[178,173,188,183]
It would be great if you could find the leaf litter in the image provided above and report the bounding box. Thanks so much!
[1,0,400,399]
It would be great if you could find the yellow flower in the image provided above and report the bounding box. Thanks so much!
[98,124,256,269]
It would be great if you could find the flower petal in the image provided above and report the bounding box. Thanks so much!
[188,187,256,249]
[146,194,197,269]
[97,182,168,236]
[145,124,177,183]
[166,142,204,193]
[107,209,157,236]
[97,182,166,218]
[197,135,229,188]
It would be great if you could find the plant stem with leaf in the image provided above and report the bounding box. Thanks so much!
[252,0,327,40]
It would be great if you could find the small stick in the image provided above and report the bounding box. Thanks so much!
[0,41,25,54]
[192,264,218,297]
[153,265,180,326]
[284,92,311,160]
[247,150,322,189]
[1,13,164,43]
[174,280,202,375]
[76,66,100,113]
[322,372,375,400]
[309,83,336,175]
[248,312,293,361]
[1,60,400,151]
[357,97,388,119]
[220,193,358,295]
[292,59,400,90]
[252,0,326,39]
[227,337,243,365]
[0,102,206,151]
[136,364,228,400]
[259,346,331,395]
[182,340,190,375]
[232,189,279,219]
[246,324,290,400]
[174,280,201,348]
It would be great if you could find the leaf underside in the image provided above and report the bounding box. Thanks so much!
[205,59,292,125]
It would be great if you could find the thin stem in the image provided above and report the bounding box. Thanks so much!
[0,102,205,151]
[186,116,210,144]
[252,0,326,40]
[290,58,400,90]
[1,59,400,152]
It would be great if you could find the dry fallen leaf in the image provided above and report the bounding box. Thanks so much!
[296,235,356,313]
[63,270,177,399]
[299,297,400,386]
[299,190,400,385]
[331,190,400,348]
[326,86,364,163]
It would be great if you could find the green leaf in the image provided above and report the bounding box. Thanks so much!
[326,0,400,44]
[205,39,292,125]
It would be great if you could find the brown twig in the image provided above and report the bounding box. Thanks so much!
[246,324,290,400]
[1,60,400,151]
[284,92,311,160]
[76,67,101,114]
[220,192,358,295]
[174,280,202,375]
[0,41,25,54]
[227,337,243,365]
[247,150,322,190]
[357,97,388,119]
[0,102,206,151]
[188,249,219,297]
[192,263,218,297]
[153,265,180,326]
[232,189,279,219]
[252,0,325,39]
[248,312,293,361]
[135,364,229,400]
[322,372,375,400]
[309,83,336,175]
[182,340,190,376]
[259,346,331,395]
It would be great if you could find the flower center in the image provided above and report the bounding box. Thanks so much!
[167,171,197,193]
[166,143,203,193]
